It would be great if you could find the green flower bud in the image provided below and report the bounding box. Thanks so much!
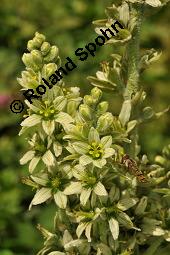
[116,29,131,40]
[97,112,113,132]
[27,40,36,52]
[135,196,148,215]
[97,101,108,114]
[155,155,166,166]
[41,42,51,56]
[31,50,43,68]
[79,104,92,120]
[91,87,102,102]
[32,32,46,48]
[162,144,170,159]
[22,53,37,71]
[67,100,78,116]
[109,184,120,203]
[83,95,95,106]
[44,46,59,63]
[42,63,58,79]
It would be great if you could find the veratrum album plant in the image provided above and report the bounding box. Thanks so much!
[19,1,170,254]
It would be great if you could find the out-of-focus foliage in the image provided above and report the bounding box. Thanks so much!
[0,0,170,254]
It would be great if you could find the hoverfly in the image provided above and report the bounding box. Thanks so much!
[121,154,147,183]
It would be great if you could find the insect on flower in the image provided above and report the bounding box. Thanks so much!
[121,154,147,183]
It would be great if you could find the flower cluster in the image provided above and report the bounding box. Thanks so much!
[19,1,170,254]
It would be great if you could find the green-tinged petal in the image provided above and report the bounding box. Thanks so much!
[48,251,66,255]
[80,188,92,206]
[119,100,131,126]
[31,173,49,186]
[53,142,62,157]
[54,96,67,111]
[72,142,89,155]
[103,148,115,159]
[88,127,100,143]
[117,198,138,211]
[79,155,93,166]
[55,112,74,126]
[93,159,106,168]
[101,136,112,148]
[94,182,108,196]
[117,212,133,229]
[146,0,162,7]
[109,218,119,240]
[64,182,82,195]
[20,150,35,165]
[21,114,42,127]
[29,187,51,210]
[76,222,87,238]
[29,157,40,173]
[25,100,40,112]
[54,191,67,209]
[85,223,92,242]
[42,150,55,166]
[42,120,55,136]
[63,230,73,246]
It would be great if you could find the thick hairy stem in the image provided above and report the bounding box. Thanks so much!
[124,5,143,100]
[124,4,144,158]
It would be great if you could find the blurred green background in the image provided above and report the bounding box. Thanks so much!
[0,0,170,254]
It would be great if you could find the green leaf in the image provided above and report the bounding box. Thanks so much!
[109,218,119,240]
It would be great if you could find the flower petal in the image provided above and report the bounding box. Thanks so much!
[72,142,89,155]
[85,223,92,242]
[20,150,35,165]
[29,187,51,210]
[80,188,92,206]
[21,114,42,127]
[88,127,100,143]
[94,182,108,196]
[103,148,115,158]
[42,120,55,136]
[53,142,62,157]
[93,159,106,168]
[109,218,119,240]
[55,112,74,126]
[101,136,112,148]
[42,150,55,166]
[79,155,92,166]
[29,157,40,173]
[54,191,67,209]
[64,182,82,195]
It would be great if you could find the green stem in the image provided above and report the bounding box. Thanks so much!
[144,237,164,255]
[124,4,144,157]
[124,4,143,100]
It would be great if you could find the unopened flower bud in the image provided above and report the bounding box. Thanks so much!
[41,42,51,56]
[79,104,92,120]
[31,50,43,68]
[32,32,46,48]
[42,63,58,79]
[155,155,166,165]
[83,95,95,106]
[97,101,108,114]
[135,196,148,215]
[27,40,36,52]
[97,112,113,132]
[91,87,102,102]
[22,53,36,70]
[67,100,78,116]
[163,145,170,159]
[109,184,120,202]
[44,46,59,63]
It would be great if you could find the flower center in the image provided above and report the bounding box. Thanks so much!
[88,142,103,159]
[51,177,61,189]
[39,101,56,120]
[34,144,46,156]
